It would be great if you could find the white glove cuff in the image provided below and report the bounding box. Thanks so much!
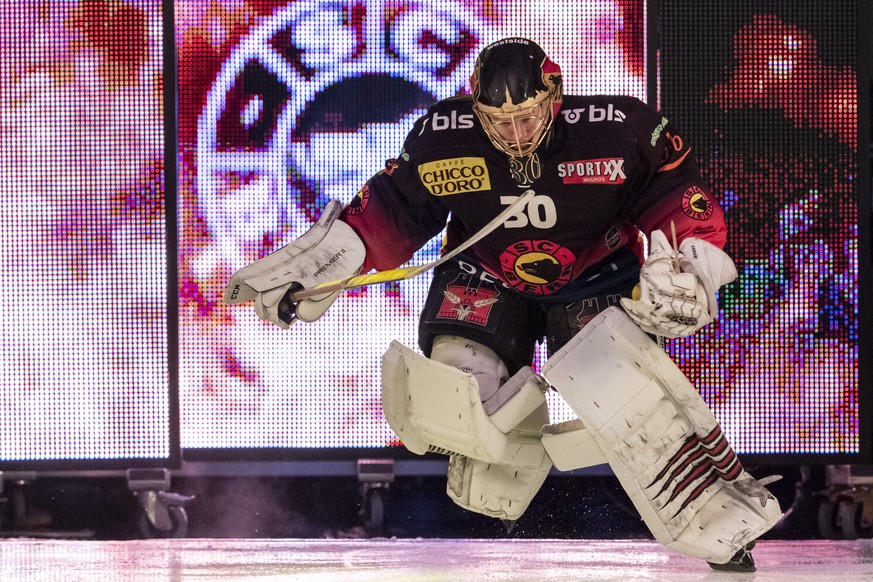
[678,238,738,318]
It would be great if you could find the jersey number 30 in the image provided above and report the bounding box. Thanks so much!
[500,194,557,229]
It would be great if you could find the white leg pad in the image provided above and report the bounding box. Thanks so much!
[380,339,553,520]
[542,307,782,564]
[485,366,551,433]
[381,340,550,467]
[541,419,608,471]
[446,454,551,521]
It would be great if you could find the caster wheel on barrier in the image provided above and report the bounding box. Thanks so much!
[839,500,872,540]
[361,488,385,535]
[818,499,841,539]
[139,505,189,539]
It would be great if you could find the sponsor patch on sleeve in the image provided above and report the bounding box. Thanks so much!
[343,184,370,215]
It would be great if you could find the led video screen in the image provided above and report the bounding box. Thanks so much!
[659,0,861,455]
[0,0,173,466]
[178,0,864,459]
[177,0,647,451]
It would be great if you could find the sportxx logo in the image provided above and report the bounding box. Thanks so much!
[560,104,626,124]
[558,158,626,184]
[418,157,491,196]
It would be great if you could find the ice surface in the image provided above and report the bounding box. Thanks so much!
[1,538,872,581]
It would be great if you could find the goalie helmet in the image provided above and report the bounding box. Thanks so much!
[470,38,563,157]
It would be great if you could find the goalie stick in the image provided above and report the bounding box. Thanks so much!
[290,189,535,300]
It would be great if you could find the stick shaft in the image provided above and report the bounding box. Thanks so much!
[292,190,534,300]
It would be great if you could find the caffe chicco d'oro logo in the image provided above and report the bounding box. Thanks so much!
[499,240,575,295]
[418,157,491,196]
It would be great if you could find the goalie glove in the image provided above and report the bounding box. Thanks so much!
[224,200,366,328]
[620,230,737,338]
[677,236,739,320]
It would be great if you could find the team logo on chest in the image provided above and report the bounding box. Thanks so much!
[499,240,576,295]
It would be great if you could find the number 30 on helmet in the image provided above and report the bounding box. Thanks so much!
[470,38,564,157]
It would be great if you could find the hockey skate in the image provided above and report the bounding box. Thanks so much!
[707,541,756,572]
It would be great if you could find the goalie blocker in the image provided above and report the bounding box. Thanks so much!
[542,306,782,566]
[223,200,366,328]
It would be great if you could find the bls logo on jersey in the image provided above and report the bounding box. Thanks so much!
[419,157,491,196]
[558,158,626,184]
[561,104,626,124]
[426,110,475,131]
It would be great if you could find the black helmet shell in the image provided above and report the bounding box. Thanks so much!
[473,38,559,111]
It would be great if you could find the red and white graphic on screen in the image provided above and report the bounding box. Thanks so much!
[707,15,856,149]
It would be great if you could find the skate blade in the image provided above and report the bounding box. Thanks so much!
[707,541,756,573]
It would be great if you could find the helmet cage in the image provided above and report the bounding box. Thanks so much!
[474,94,552,157]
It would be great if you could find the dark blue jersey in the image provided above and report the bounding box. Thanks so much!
[342,94,725,298]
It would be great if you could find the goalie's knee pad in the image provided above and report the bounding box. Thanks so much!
[430,336,549,434]
[541,419,608,471]
[543,307,782,565]
[430,335,508,411]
